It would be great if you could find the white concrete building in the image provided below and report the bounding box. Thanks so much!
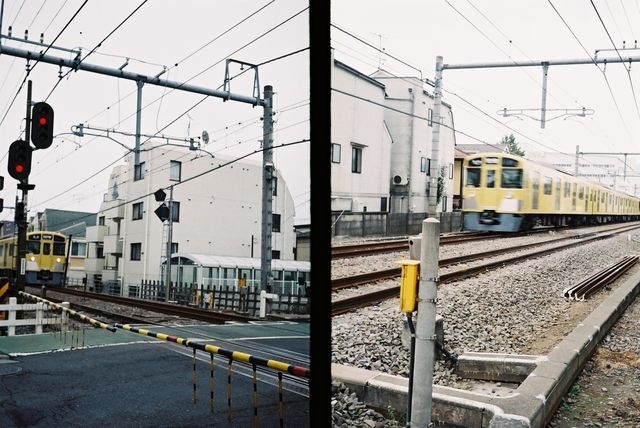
[371,70,457,214]
[84,141,296,294]
[330,57,392,213]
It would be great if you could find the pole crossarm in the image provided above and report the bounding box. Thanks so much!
[0,44,266,107]
[441,55,640,71]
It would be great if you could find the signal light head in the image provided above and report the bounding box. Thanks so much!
[7,140,32,181]
[30,102,54,149]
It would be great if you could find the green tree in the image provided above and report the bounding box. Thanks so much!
[502,134,525,156]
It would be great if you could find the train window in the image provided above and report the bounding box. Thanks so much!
[486,170,495,188]
[485,157,498,165]
[53,242,66,256]
[543,177,552,195]
[502,158,519,167]
[564,183,570,198]
[43,243,51,255]
[501,169,523,189]
[468,158,482,167]
[26,240,40,254]
[466,168,481,187]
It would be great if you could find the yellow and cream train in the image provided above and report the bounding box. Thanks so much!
[0,231,69,286]
[461,153,640,232]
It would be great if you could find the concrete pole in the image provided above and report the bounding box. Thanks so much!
[135,81,143,166]
[410,217,439,425]
[428,57,443,218]
[260,85,274,293]
[540,63,548,129]
[164,185,173,302]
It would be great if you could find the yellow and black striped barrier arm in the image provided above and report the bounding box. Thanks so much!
[0,279,8,321]
[115,323,310,379]
[19,291,117,332]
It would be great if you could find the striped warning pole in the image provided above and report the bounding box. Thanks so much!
[0,278,8,334]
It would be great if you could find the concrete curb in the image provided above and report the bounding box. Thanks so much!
[332,269,640,426]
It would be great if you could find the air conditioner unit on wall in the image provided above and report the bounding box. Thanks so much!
[392,174,409,186]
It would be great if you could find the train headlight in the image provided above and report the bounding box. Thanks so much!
[56,257,61,263]
[30,256,35,261]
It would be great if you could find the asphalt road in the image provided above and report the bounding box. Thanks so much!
[0,326,310,427]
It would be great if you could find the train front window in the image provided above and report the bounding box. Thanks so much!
[501,169,523,189]
[26,240,40,254]
[53,243,66,256]
[466,168,480,187]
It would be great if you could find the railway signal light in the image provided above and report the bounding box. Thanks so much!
[7,140,32,181]
[30,102,54,149]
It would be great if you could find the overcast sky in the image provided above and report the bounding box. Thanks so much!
[331,1,640,186]
[0,1,309,223]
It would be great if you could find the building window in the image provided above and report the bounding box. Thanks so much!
[272,250,280,260]
[380,197,388,212]
[272,213,281,232]
[170,242,179,254]
[170,160,181,182]
[272,176,278,196]
[170,201,180,222]
[134,162,145,181]
[98,216,105,226]
[449,163,454,179]
[132,202,143,220]
[71,242,86,257]
[351,145,363,173]
[97,246,104,259]
[331,143,341,163]
[427,108,433,127]
[130,243,142,261]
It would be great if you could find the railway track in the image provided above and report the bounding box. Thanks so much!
[331,224,640,315]
[331,232,501,258]
[26,286,254,325]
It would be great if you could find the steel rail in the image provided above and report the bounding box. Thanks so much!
[563,255,639,300]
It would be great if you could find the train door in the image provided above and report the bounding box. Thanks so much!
[531,172,540,210]
[554,179,561,211]
[486,169,495,188]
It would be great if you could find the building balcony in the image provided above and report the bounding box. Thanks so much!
[85,225,107,243]
[104,235,123,255]
[101,268,118,282]
[102,198,125,220]
[84,257,105,273]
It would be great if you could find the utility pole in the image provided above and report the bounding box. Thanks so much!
[164,185,174,301]
[260,85,274,293]
[428,57,443,218]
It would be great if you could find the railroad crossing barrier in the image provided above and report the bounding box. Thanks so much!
[115,323,309,426]
[18,291,117,332]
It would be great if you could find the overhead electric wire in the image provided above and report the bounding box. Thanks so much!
[45,0,150,101]
[548,0,635,145]
[590,0,640,121]
[82,0,279,126]
[0,0,89,129]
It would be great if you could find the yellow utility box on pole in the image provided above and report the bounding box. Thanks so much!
[396,260,420,313]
